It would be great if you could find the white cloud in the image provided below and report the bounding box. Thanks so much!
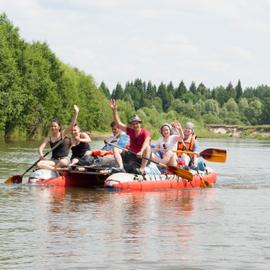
[1,0,270,89]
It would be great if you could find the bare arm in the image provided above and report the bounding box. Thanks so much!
[109,99,127,131]
[63,105,80,135]
[79,132,92,144]
[137,136,151,157]
[38,137,49,158]
[172,121,184,139]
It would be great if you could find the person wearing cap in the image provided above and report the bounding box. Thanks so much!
[152,123,182,167]
[109,99,151,174]
[172,121,199,168]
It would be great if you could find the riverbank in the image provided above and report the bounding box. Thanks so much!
[2,125,270,141]
[207,124,270,139]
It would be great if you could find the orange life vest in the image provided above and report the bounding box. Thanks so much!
[91,150,113,157]
[177,134,197,158]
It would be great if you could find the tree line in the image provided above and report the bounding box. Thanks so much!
[1,13,270,141]
[100,79,270,127]
[0,14,111,140]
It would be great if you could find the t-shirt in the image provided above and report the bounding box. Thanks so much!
[154,135,179,151]
[102,132,130,151]
[126,127,150,153]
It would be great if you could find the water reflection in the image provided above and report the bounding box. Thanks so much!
[1,139,270,268]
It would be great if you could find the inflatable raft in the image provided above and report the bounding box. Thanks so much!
[104,168,217,191]
[28,167,111,188]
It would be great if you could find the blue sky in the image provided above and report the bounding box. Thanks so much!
[1,0,270,90]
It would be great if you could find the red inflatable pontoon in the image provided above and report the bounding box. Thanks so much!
[104,168,217,191]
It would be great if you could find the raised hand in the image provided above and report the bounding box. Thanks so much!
[171,120,181,129]
[109,99,117,111]
[74,104,79,113]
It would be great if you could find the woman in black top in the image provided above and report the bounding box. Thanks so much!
[70,124,91,166]
[37,105,79,170]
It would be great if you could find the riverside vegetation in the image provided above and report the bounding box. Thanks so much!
[1,13,270,141]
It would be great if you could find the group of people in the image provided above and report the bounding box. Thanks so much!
[37,105,91,170]
[37,101,200,174]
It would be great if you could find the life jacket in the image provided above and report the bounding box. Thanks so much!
[91,150,113,157]
[177,134,197,158]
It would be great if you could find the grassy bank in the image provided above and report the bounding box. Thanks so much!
[2,125,270,142]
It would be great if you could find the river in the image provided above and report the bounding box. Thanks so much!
[0,139,270,269]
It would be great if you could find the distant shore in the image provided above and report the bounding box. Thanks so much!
[207,124,270,139]
[2,125,270,142]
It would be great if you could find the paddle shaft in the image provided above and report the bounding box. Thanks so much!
[21,137,67,177]
[175,149,196,155]
[107,142,193,181]
[107,142,163,167]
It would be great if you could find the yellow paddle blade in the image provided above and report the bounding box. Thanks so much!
[176,148,227,163]
[4,175,23,184]
[200,179,212,188]
[167,165,193,181]
[200,148,227,163]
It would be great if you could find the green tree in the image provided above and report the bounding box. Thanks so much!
[225,82,236,101]
[204,99,220,116]
[212,86,227,106]
[174,80,187,99]
[244,99,263,125]
[224,98,239,113]
[235,79,243,102]
[261,97,270,124]
[197,82,209,99]
[189,81,197,95]
[0,14,24,137]
[111,83,124,100]
[157,82,170,112]
[99,81,110,99]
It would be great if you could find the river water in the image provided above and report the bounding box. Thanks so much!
[0,139,270,269]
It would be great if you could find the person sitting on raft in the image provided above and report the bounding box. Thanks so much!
[88,121,130,167]
[172,121,199,169]
[69,123,92,166]
[37,105,79,171]
[102,121,129,151]
[151,123,182,168]
[109,99,151,174]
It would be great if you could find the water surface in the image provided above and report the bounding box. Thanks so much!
[1,139,270,269]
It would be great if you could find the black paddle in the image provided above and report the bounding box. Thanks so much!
[4,137,67,184]
[107,142,193,181]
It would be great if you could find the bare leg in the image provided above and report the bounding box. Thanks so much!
[166,152,178,167]
[71,158,79,166]
[151,151,178,167]
[55,157,69,169]
[37,160,56,170]
[113,148,123,169]
[140,145,151,172]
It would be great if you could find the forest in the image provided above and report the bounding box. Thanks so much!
[1,13,270,140]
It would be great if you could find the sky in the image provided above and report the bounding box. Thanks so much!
[1,0,270,91]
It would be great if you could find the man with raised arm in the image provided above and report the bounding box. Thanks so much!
[109,99,151,174]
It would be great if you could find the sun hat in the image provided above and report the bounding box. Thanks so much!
[185,122,194,131]
[160,123,172,135]
[129,114,142,123]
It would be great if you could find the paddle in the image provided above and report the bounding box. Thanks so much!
[175,148,227,163]
[4,137,67,184]
[107,142,193,181]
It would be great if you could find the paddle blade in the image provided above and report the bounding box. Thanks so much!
[200,148,227,163]
[4,175,23,184]
[167,166,193,181]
